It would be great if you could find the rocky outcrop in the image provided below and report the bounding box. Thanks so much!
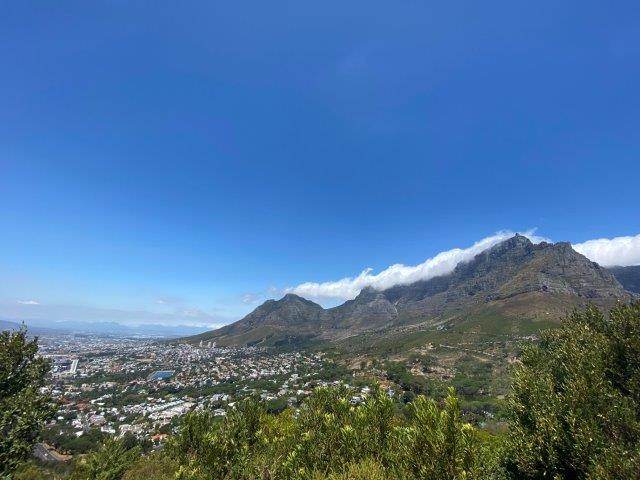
[608,266,640,294]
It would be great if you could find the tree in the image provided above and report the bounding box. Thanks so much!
[0,328,55,476]
[504,302,640,478]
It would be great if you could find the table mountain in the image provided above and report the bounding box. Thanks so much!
[186,235,632,347]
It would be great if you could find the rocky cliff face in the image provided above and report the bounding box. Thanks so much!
[323,287,398,333]
[355,234,629,325]
[188,235,632,347]
[608,266,640,294]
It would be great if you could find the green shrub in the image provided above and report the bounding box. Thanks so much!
[167,397,265,479]
[503,302,640,479]
[389,388,482,479]
[121,453,178,480]
[310,458,389,480]
[70,438,140,480]
[166,386,484,480]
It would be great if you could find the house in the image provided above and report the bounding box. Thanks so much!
[152,433,168,443]
[88,414,106,426]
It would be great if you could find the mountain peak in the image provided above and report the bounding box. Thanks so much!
[282,293,303,301]
[498,233,533,249]
[357,286,379,297]
[280,293,322,307]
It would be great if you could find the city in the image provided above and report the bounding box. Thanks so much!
[36,334,369,457]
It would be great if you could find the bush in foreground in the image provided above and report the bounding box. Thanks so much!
[165,386,486,479]
[0,328,54,477]
[504,302,640,479]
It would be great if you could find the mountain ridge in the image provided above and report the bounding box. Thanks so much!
[185,235,632,347]
[608,265,640,294]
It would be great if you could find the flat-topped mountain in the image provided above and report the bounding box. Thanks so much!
[186,235,632,347]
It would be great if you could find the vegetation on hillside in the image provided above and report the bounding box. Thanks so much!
[504,302,640,478]
[1,328,55,477]
[3,302,640,479]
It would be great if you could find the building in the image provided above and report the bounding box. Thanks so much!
[148,370,175,381]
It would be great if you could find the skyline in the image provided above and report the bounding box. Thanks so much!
[2,2,640,329]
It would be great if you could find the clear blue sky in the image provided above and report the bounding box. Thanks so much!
[1,1,639,327]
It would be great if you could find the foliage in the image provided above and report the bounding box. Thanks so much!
[309,458,388,480]
[451,355,493,397]
[165,386,485,479]
[389,388,482,478]
[69,438,140,480]
[13,460,72,480]
[121,453,178,480]
[166,397,264,479]
[41,425,108,455]
[385,361,429,393]
[503,302,640,479]
[0,328,55,476]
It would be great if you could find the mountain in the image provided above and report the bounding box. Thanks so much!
[0,319,22,331]
[187,235,632,348]
[0,319,69,336]
[0,318,209,338]
[608,266,640,294]
[197,294,325,347]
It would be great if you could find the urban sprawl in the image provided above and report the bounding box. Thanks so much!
[37,335,372,457]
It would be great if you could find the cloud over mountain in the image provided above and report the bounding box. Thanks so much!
[286,230,548,301]
[573,234,640,267]
[286,231,640,302]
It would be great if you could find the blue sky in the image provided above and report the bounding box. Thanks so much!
[1,2,639,328]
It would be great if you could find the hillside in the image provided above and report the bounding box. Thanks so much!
[186,235,632,348]
[608,265,640,294]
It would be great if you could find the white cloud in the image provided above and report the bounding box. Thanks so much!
[573,234,640,267]
[154,295,184,306]
[17,300,39,305]
[286,230,548,302]
[240,287,280,306]
[241,293,260,305]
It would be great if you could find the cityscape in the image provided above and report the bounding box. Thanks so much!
[36,334,368,456]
